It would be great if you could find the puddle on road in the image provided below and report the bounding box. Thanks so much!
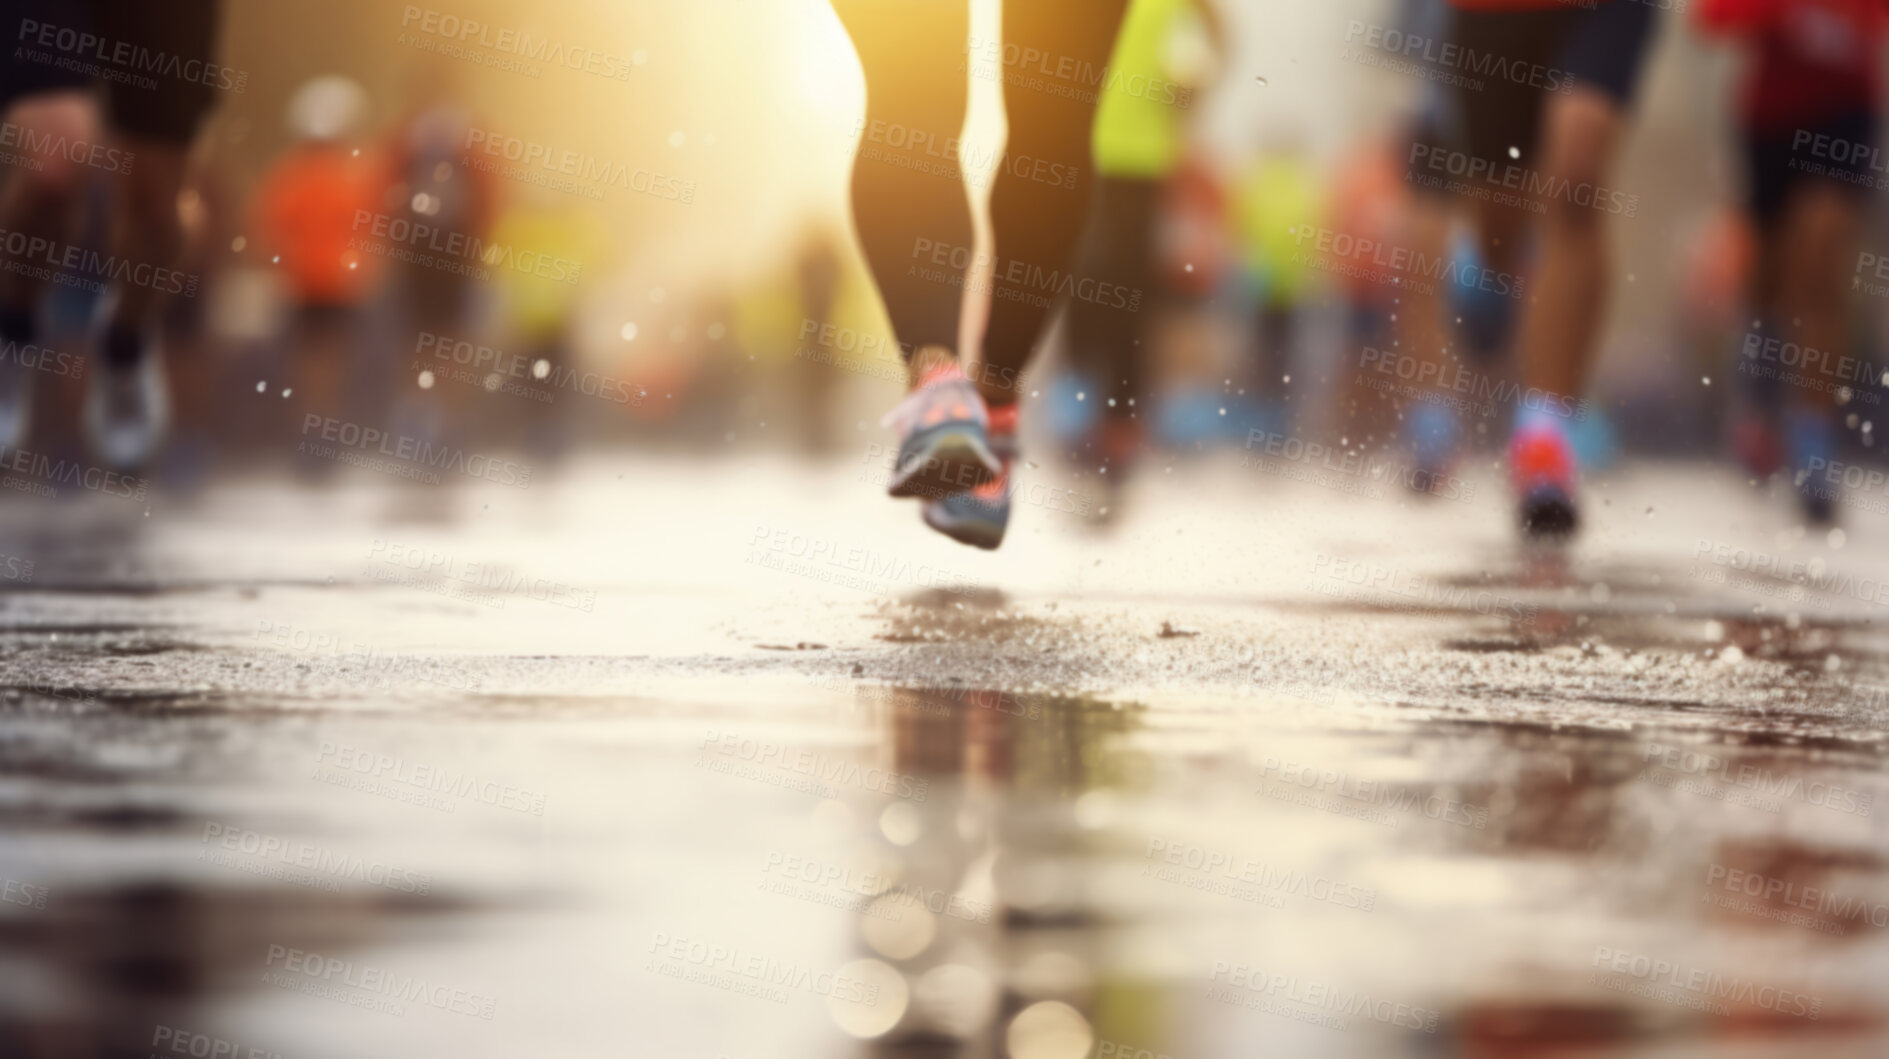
[0,681,1882,1057]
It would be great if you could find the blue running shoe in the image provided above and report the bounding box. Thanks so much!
[923,404,1016,550]
[1785,408,1838,525]
[1405,401,1461,496]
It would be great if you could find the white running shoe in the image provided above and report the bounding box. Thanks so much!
[84,336,170,471]
[0,352,32,452]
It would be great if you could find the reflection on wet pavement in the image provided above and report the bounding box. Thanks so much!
[0,462,1886,1057]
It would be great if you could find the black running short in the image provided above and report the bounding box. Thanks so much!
[1412,0,1659,178]
[0,0,227,144]
[1745,110,1880,229]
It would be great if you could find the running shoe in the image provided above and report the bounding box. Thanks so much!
[1785,408,1838,525]
[1509,411,1578,538]
[1731,413,1783,480]
[84,334,170,472]
[1042,370,1100,450]
[923,403,1016,550]
[1404,401,1461,496]
[881,361,1000,500]
[0,355,31,453]
[1083,415,1141,526]
[0,309,34,452]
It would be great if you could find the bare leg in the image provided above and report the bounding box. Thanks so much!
[1513,88,1624,401]
[977,0,1127,408]
[1775,183,1863,415]
[0,94,97,322]
[831,0,973,386]
[103,136,189,360]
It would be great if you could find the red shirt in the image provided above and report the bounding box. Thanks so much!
[1697,0,1887,130]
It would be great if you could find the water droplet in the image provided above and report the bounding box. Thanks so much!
[1255,75,1269,86]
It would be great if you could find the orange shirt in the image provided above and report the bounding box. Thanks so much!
[252,144,388,306]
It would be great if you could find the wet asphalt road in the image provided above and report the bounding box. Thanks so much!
[0,452,1886,1058]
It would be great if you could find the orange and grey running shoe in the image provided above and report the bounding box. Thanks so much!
[882,362,1000,501]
